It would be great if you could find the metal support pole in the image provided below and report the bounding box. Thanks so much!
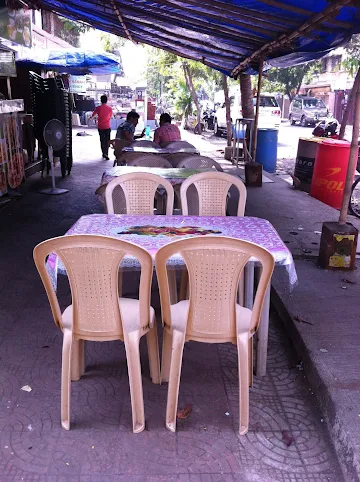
[252,57,264,161]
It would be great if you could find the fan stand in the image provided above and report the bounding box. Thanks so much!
[38,146,69,195]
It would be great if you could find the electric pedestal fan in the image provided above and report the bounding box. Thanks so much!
[39,119,69,195]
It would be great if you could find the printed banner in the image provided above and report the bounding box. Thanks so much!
[69,75,87,94]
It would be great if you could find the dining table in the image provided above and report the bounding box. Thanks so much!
[95,166,215,206]
[47,214,297,377]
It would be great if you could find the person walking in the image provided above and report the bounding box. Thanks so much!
[90,95,113,160]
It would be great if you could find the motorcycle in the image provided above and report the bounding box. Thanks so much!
[312,117,339,138]
[202,109,215,131]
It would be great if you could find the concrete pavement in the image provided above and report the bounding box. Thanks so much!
[0,127,345,481]
[184,128,360,481]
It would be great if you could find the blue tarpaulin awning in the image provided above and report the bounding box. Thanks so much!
[23,0,360,76]
[16,48,122,75]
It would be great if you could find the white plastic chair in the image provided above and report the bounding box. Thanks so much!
[155,236,274,435]
[127,156,172,168]
[114,153,160,167]
[176,156,223,172]
[130,140,160,148]
[163,152,194,167]
[164,141,196,149]
[180,171,247,216]
[104,172,174,215]
[33,234,160,433]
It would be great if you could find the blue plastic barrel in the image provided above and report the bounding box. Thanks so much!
[255,128,278,172]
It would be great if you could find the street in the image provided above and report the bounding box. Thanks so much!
[182,121,355,176]
[181,121,313,174]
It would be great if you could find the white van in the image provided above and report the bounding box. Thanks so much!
[214,92,281,136]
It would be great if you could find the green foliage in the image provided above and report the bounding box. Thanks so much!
[58,17,90,47]
[260,64,312,100]
[100,33,127,54]
[145,47,230,117]
[343,35,360,75]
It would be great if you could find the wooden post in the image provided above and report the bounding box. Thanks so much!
[339,67,360,140]
[252,57,264,161]
[338,65,360,225]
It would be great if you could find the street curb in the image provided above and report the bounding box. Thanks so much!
[270,284,360,482]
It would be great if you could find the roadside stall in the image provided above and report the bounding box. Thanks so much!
[15,48,122,177]
[0,46,25,203]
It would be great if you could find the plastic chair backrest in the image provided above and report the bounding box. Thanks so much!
[33,235,153,338]
[163,152,192,167]
[113,139,131,160]
[165,141,195,149]
[130,140,160,148]
[180,171,247,216]
[115,152,159,167]
[176,156,223,172]
[105,172,174,215]
[156,236,274,341]
[127,156,172,168]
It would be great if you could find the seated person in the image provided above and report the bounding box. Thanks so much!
[116,111,145,143]
[154,113,181,147]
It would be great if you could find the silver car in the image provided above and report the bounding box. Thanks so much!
[289,96,329,127]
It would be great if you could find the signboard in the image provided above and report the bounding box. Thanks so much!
[0,7,32,48]
[0,50,16,77]
[69,75,87,94]
[32,30,47,50]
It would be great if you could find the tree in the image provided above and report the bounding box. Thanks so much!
[145,48,220,125]
[262,64,312,101]
[344,34,360,75]
[222,73,232,147]
[58,17,90,47]
[239,73,254,119]
[338,34,360,138]
[100,33,127,54]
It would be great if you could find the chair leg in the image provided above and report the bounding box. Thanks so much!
[161,328,172,383]
[146,322,161,384]
[256,286,270,377]
[167,268,178,304]
[248,337,253,388]
[179,269,189,301]
[124,330,145,433]
[61,330,73,430]
[174,185,181,211]
[118,268,123,297]
[165,329,185,432]
[71,339,85,381]
[238,271,245,306]
[237,332,250,436]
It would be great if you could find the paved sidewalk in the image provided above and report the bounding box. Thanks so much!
[240,170,360,482]
[0,128,344,481]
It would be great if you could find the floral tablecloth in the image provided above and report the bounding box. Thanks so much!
[47,214,297,290]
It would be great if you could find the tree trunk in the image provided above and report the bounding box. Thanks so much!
[339,67,360,140]
[222,73,232,147]
[339,65,360,224]
[239,73,254,119]
[183,62,201,131]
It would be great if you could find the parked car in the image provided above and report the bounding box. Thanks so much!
[289,96,329,127]
[213,94,281,136]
